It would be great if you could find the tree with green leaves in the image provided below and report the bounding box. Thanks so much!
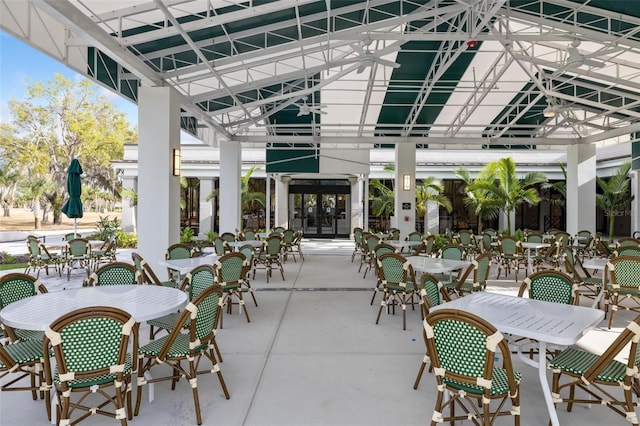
[21,177,48,229]
[0,73,136,225]
[454,166,499,233]
[415,176,452,232]
[207,166,266,222]
[596,162,634,243]
[464,157,547,235]
[0,164,20,217]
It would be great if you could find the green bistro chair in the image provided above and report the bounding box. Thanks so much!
[369,243,398,306]
[456,229,478,258]
[575,229,594,259]
[214,252,251,327]
[253,235,285,282]
[220,232,236,243]
[0,273,48,343]
[0,339,50,420]
[496,235,524,281]
[90,236,117,271]
[131,252,178,288]
[360,233,381,278]
[387,228,401,240]
[238,244,259,307]
[25,237,63,279]
[135,284,229,425]
[424,309,521,426]
[374,252,420,330]
[422,234,436,257]
[88,262,140,286]
[444,252,492,296]
[64,238,91,281]
[604,255,640,328]
[435,243,466,283]
[413,273,450,390]
[549,314,640,425]
[43,306,138,426]
[524,231,543,243]
[165,243,195,283]
[518,269,579,306]
[405,231,423,255]
[562,247,602,306]
[615,246,640,257]
[616,237,640,248]
[212,236,231,256]
[351,227,364,262]
[292,230,304,261]
[281,229,298,262]
[240,229,259,241]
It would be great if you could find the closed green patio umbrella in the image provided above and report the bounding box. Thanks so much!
[61,158,83,237]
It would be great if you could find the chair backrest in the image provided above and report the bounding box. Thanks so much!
[438,244,465,261]
[166,243,194,260]
[273,226,285,234]
[419,273,450,311]
[373,243,397,259]
[387,228,400,240]
[554,231,572,247]
[211,236,229,256]
[66,238,90,257]
[616,237,640,248]
[156,284,223,361]
[594,238,613,258]
[481,232,493,253]
[483,228,496,237]
[405,231,421,242]
[220,232,236,243]
[0,273,47,308]
[519,270,578,305]
[353,227,363,245]
[26,237,42,258]
[423,234,435,255]
[457,230,473,246]
[242,229,258,241]
[282,229,295,244]
[89,262,140,286]
[576,230,593,249]
[471,252,492,288]
[377,253,415,288]
[186,265,217,300]
[238,244,255,264]
[606,256,640,290]
[43,306,136,394]
[498,235,519,256]
[615,247,640,257]
[562,247,586,280]
[525,232,543,243]
[63,232,80,241]
[131,252,159,285]
[264,235,283,256]
[214,252,247,285]
[424,309,518,398]
[366,234,382,252]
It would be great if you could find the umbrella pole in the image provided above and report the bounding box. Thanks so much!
[74,218,78,238]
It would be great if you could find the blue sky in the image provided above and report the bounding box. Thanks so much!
[1,31,138,126]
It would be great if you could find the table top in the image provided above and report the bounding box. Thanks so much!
[521,241,551,249]
[582,257,610,270]
[431,292,604,346]
[228,240,264,249]
[384,240,422,250]
[0,285,188,331]
[158,254,218,274]
[407,256,471,274]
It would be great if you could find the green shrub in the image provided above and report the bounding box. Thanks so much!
[95,215,121,240]
[116,230,137,248]
[206,230,217,244]
[180,227,195,243]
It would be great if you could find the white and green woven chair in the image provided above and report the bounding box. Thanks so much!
[25,237,62,278]
[0,339,50,421]
[413,273,450,390]
[0,273,48,343]
[563,247,602,306]
[135,284,229,425]
[88,261,140,286]
[63,238,91,281]
[374,252,420,331]
[548,313,640,425]
[369,242,398,306]
[518,269,579,305]
[424,308,521,425]
[165,243,196,283]
[131,252,178,288]
[351,227,364,262]
[443,252,491,297]
[43,306,138,426]
[237,244,259,307]
[604,255,640,329]
[253,235,285,282]
[214,252,251,328]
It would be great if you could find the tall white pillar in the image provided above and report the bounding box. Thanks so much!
[199,178,215,235]
[349,176,361,232]
[395,143,416,238]
[566,144,596,235]
[275,175,290,229]
[631,170,639,235]
[427,201,439,235]
[120,176,137,233]
[219,141,241,234]
[265,174,271,231]
[137,86,181,272]
[363,174,369,231]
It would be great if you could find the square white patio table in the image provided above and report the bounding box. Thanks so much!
[158,254,218,275]
[520,241,550,274]
[0,285,188,420]
[384,239,422,253]
[431,292,604,426]
[228,240,264,250]
[581,257,610,308]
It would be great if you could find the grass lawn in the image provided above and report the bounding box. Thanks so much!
[0,263,27,271]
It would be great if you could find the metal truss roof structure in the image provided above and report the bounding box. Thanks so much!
[2,0,640,151]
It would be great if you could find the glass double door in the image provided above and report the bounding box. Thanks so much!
[289,190,350,238]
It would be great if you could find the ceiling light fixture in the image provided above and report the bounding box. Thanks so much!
[543,107,556,118]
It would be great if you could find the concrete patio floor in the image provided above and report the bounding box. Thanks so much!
[0,238,633,425]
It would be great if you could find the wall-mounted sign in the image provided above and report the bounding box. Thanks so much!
[402,202,411,210]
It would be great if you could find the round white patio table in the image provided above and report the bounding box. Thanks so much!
[0,285,188,331]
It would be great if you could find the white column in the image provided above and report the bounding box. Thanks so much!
[120,176,137,233]
[395,143,416,238]
[198,178,215,235]
[265,174,271,231]
[566,144,596,235]
[363,174,369,231]
[137,86,181,271]
[498,211,514,235]
[219,141,242,234]
[275,175,290,229]
[348,176,361,231]
[631,170,639,235]
[427,201,439,235]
